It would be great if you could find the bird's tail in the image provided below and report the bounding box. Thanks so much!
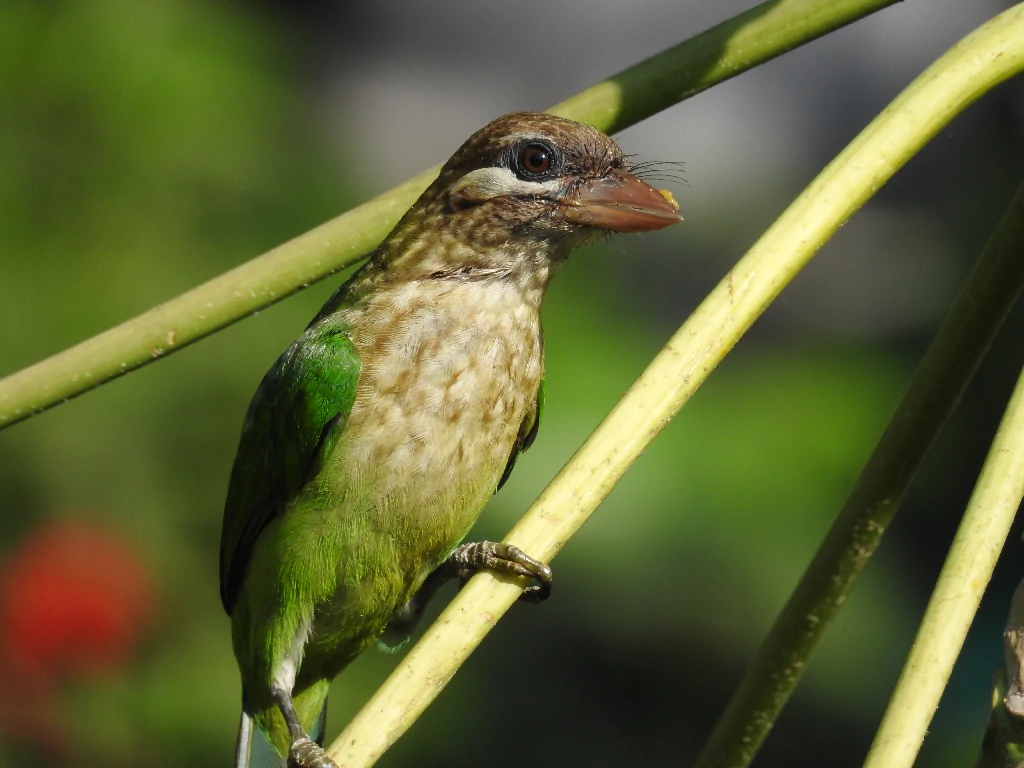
[233,700,327,768]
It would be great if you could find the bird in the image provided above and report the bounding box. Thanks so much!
[219,111,682,768]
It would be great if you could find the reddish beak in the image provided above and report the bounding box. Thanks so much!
[559,170,683,232]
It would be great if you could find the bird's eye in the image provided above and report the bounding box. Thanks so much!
[521,145,551,174]
[513,141,558,179]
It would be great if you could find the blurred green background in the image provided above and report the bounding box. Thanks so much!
[1,1,1023,766]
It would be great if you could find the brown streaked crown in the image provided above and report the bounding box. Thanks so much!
[435,111,626,187]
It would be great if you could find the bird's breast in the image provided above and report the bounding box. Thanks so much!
[328,277,543,547]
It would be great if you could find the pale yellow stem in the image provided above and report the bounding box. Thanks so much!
[328,6,1024,768]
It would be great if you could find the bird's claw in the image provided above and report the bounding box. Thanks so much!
[447,540,552,602]
[288,736,338,768]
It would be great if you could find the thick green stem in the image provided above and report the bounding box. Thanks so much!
[694,185,1024,768]
[0,0,902,430]
[862,361,1024,768]
[326,6,1024,768]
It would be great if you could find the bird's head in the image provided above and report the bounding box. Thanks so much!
[375,112,682,282]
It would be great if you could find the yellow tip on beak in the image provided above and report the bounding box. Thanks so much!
[658,188,679,212]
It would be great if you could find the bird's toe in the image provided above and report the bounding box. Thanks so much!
[288,736,338,768]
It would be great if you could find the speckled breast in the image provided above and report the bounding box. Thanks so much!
[330,275,544,566]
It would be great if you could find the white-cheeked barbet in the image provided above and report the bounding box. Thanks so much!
[219,112,682,768]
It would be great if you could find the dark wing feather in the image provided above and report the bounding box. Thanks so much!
[219,321,361,613]
[496,378,545,493]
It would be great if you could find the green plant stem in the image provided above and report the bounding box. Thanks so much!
[326,7,1024,768]
[0,0,902,430]
[862,364,1024,768]
[694,181,1024,768]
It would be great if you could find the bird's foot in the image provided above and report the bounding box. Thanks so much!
[288,736,338,768]
[447,541,552,602]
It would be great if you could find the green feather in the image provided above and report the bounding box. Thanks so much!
[219,319,361,613]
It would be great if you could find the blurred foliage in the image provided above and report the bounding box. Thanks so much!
[0,1,1021,767]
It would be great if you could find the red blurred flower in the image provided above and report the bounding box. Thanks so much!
[0,520,153,682]
[0,520,155,760]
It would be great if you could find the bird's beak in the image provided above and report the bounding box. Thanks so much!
[558,170,683,232]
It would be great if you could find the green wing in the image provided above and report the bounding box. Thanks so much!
[496,378,544,493]
[219,321,361,613]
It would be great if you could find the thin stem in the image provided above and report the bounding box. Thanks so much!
[326,6,1024,768]
[862,361,1024,768]
[0,0,902,430]
[694,179,1024,768]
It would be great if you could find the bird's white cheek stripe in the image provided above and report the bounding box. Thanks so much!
[448,167,562,205]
